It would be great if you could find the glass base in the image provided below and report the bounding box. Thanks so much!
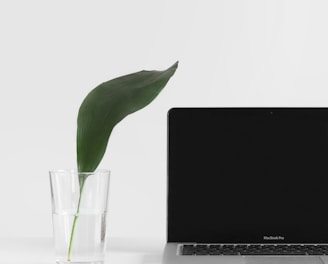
[56,261,104,264]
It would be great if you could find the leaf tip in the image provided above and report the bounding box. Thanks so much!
[164,61,179,77]
[172,61,179,70]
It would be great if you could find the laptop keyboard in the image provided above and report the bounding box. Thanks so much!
[181,244,328,255]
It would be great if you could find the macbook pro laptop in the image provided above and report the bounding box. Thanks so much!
[163,108,328,264]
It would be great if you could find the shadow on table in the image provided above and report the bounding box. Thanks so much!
[142,254,163,264]
[108,237,165,263]
[108,237,164,252]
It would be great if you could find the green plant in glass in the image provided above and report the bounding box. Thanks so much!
[67,62,178,261]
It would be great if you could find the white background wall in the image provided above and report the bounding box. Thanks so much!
[1,0,328,239]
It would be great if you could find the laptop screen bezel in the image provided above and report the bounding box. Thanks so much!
[167,107,328,244]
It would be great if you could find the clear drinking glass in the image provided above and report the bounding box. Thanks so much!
[49,169,110,264]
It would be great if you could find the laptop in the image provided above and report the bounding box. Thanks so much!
[162,108,328,264]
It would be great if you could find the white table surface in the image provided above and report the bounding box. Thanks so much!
[0,237,166,264]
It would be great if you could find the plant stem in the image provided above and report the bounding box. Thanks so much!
[67,179,85,261]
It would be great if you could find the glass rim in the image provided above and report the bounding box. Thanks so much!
[49,169,110,175]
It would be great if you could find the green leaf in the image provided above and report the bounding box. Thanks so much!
[77,61,178,172]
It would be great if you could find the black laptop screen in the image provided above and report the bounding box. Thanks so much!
[168,108,328,244]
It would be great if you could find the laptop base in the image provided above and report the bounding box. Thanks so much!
[162,243,326,264]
